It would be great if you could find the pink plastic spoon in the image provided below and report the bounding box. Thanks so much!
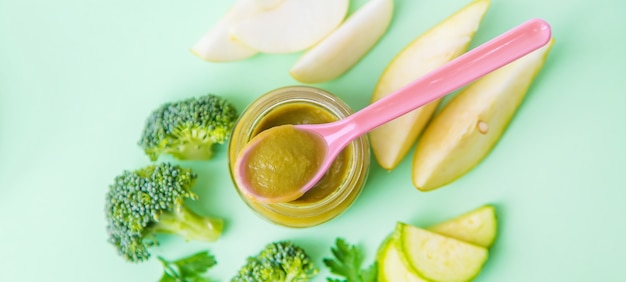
[234,18,552,203]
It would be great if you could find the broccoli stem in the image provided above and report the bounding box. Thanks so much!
[166,140,215,160]
[151,205,223,242]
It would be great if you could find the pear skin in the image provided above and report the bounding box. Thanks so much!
[369,0,490,170]
[412,39,555,191]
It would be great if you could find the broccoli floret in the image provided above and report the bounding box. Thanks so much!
[139,94,238,161]
[232,241,318,282]
[105,162,223,263]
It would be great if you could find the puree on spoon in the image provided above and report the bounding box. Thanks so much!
[239,125,327,202]
[247,102,352,205]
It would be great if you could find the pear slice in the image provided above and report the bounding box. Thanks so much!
[191,0,274,62]
[230,0,349,54]
[368,0,490,170]
[256,0,286,10]
[289,0,393,83]
[412,39,555,191]
[397,222,489,282]
[427,205,498,248]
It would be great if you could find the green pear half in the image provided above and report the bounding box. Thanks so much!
[369,0,490,170]
[412,39,555,191]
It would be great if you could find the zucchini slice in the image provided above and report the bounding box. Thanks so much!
[397,223,488,282]
[427,205,497,248]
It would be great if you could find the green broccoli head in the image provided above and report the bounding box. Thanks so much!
[232,241,318,282]
[139,94,238,161]
[105,162,223,263]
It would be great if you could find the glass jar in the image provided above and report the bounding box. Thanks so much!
[228,86,370,228]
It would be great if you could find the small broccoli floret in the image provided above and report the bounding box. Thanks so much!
[105,162,223,263]
[232,241,318,282]
[139,94,238,161]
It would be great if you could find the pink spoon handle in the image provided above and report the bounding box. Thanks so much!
[307,18,552,153]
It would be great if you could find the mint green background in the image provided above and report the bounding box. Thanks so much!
[1,0,624,281]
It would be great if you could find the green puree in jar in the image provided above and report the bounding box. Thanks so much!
[250,103,352,204]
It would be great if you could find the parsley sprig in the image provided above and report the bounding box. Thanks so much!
[157,250,217,282]
[323,238,377,282]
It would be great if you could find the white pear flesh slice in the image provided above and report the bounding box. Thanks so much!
[256,0,286,10]
[377,236,427,282]
[397,222,489,282]
[289,0,393,83]
[368,0,490,170]
[230,0,349,54]
[412,39,555,191]
[191,0,273,62]
[427,205,498,248]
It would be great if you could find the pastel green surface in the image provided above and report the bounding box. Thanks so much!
[1,0,624,281]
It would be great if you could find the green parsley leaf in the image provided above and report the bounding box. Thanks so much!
[159,272,178,282]
[323,238,377,282]
[158,250,217,282]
